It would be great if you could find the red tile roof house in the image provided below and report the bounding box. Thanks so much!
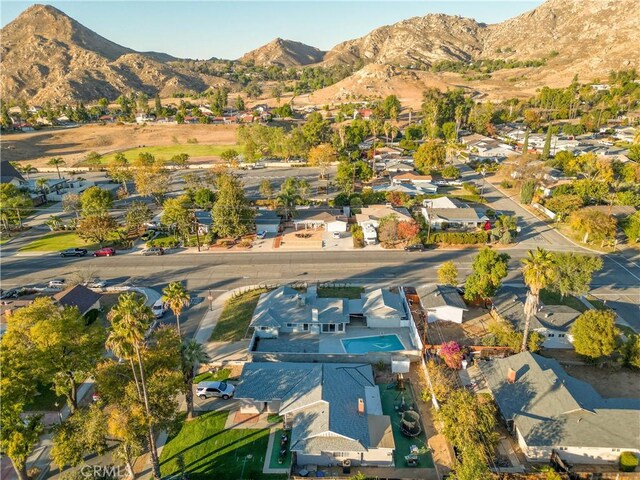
[53,285,102,317]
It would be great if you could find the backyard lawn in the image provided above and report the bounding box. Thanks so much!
[317,286,364,300]
[210,288,269,342]
[193,368,232,384]
[18,232,99,252]
[90,144,238,165]
[159,411,282,480]
[540,289,587,313]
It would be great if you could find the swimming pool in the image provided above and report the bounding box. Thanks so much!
[341,334,405,354]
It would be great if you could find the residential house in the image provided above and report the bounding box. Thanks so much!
[135,113,155,123]
[234,362,395,467]
[0,161,25,186]
[373,183,437,196]
[354,109,375,121]
[255,209,281,233]
[391,171,434,187]
[361,288,409,328]
[194,211,213,234]
[53,285,102,316]
[461,133,514,158]
[491,287,580,349]
[383,158,415,173]
[480,352,640,464]
[421,198,488,230]
[355,205,413,246]
[292,209,348,232]
[250,285,349,337]
[417,284,467,324]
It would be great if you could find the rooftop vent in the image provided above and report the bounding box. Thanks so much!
[357,398,365,416]
[507,368,516,384]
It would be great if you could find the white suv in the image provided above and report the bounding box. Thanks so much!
[196,381,235,400]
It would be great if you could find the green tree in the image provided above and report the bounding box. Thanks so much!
[542,124,552,160]
[452,446,491,480]
[277,178,303,220]
[568,208,617,244]
[132,156,170,205]
[464,248,510,303]
[84,151,103,168]
[62,192,82,220]
[154,94,162,115]
[307,143,336,179]
[244,82,263,99]
[162,282,190,340]
[162,195,192,242]
[521,248,556,352]
[545,194,583,221]
[180,340,209,419]
[622,211,640,244]
[108,153,132,194]
[51,403,108,469]
[235,96,245,111]
[621,333,640,369]
[335,161,355,195]
[435,389,498,453]
[522,128,529,154]
[170,153,189,169]
[220,148,239,166]
[0,184,32,229]
[414,140,446,173]
[550,253,603,298]
[441,165,460,179]
[77,214,117,246]
[47,157,66,179]
[194,188,215,209]
[81,186,113,217]
[571,310,619,361]
[520,179,536,204]
[211,174,254,238]
[438,260,458,286]
[380,95,401,119]
[125,201,153,234]
[487,320,543,353]
[259,179,274,201]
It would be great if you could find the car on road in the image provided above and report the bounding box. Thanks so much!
[60,248,88,257]
[48,279,66,289]
[196,381,235,400]
[0,288,20,299]
[256,230,267,239]
[404,244,425,252]
[84,278,107,288]
[152,299,166,318]
[93,248,116,257]
[142,247,164,256]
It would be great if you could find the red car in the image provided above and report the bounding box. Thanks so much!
[93,247,116,257]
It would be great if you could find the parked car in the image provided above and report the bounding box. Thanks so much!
[84,278,107,288]
[93,248,116,257]
[141,230,157,241]
[48,279,66,289]
[142,247,164,256]
[60,248,88,257]
[144,221,160,229]
[256,230,267,239]
[196,381,235,400]
[332,231,341,239]
[404,244,425,252]
[152,299,166,318]
[0,288,20,299]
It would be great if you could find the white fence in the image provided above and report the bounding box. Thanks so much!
[46,181,95,201]
[532,202,557,220]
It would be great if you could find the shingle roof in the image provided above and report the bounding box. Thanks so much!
[355,206,413,224]
[479,352,640,450]
[235,362,383,453]
[429,207,482,222]
[361,288,404,319]
[53,285,101,315]
[0,161,25,184]
[418,284,467,310]
[492,287,580,332]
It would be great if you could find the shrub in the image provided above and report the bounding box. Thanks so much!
[428,231,489,245]
[500,180,513,189]
[620,452,638,472]
[351,224,364,248]
[439,341,463,369]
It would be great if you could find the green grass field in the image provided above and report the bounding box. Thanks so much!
[210,288,269,342]
[85,144,237,165]
[18,232,98,252]
[540,289,587,313]
[159,411,282,480]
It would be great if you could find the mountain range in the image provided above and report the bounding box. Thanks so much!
[1,0,638,103]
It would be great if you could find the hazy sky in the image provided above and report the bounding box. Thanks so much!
[1,1,542,59]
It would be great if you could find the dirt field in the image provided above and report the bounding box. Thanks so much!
[0,123,238,167]
[427,309,493,346]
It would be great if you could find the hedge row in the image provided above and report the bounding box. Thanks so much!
[428,231,489,245]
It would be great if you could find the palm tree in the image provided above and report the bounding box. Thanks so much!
[21,164,34,180]
[521,248,556,352]
[276,179,302,221]
[181,340,209,419]
[162,282,190,340]
[47,157,66,179]
[45,215,63,232]
[35,177,49,201]
[107,293,161,480]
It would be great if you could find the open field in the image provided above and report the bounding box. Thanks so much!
[91,144,237,165]
[18,232,98,252]
[210,288,269,342]
[0,123,238,168]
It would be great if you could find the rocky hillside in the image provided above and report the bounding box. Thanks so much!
[239,38,325,67]
[0,4,226,103]
[324,14,484,67]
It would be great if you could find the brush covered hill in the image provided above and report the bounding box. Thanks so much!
[239,38,325,67]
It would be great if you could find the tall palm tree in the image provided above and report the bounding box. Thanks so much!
[276,179,302,221]
[47,157,66,179]
[181,340,209,420]
[162,282,190,340]
[35,177,49,201]
[521,248,556,352]
[107,293,161,480]
[21,164,34,180]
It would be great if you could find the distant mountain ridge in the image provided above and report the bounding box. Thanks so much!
[1,0,638,102]
[239,38,325,67]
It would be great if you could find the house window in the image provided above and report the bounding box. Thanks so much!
[612,448,620,452]
[548,333,555,337]
[558,334,565,338]
[302,324,309,331]
[322,324,337,333]
[286,323,295,328]
[333,452,348,458]
[338,324,344,332]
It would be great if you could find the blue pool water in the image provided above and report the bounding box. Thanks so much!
[342,335,405,354]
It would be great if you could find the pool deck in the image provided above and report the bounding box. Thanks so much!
[253,327,416,354]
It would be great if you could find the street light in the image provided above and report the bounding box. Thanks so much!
[208,289,214,312]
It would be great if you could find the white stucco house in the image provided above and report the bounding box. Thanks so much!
[293,209,348,232]
[417,284,467,324]
[361,288,410,328]
[234,362,395,467]
[421,197,489,230]
[480,352,640,465]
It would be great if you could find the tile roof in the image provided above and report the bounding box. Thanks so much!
[479,352,640,449]
[418,284,467,310]
[53,285,101,315]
